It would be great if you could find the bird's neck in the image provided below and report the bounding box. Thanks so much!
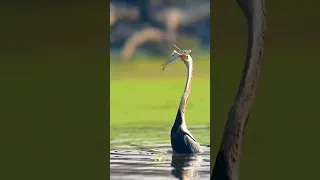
[214,0,266,178]
[178,59,193,122]
[172,59,193,132]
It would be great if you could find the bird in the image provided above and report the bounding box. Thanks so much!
[161,44,202,154]
[211,0,266,180]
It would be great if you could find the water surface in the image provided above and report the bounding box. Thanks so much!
[110,127,210,180]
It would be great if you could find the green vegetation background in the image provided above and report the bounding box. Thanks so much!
[110,58,210,147]
[0,3,109,180]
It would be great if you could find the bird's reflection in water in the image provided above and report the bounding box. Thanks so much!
[171,154,201,180]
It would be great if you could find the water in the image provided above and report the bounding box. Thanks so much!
[110,140,210,180]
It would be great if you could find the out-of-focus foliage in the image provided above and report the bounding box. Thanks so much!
[110,0,210,61]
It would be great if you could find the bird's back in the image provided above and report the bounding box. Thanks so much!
[171,125,202,154]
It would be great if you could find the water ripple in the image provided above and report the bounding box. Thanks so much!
[110,141,210,180]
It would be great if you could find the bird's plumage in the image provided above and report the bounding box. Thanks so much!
[162,46,202,154]
[170,110,202,154]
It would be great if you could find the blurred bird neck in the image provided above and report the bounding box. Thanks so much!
[216,0,266,177]
[179,58,193,122]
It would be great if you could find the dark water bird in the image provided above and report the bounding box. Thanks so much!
[211,0,266,179]
[161,44,202,154]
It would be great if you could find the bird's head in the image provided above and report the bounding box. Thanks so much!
[161,45,192,71]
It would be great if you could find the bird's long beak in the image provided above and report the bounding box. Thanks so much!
[161,51,181,71]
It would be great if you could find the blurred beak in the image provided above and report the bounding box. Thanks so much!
[161,52,181,71]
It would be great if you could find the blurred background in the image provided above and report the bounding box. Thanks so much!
[211,1,320,180]
[0,2,109,180]
[110,0,210,61]
[110,0,210,179]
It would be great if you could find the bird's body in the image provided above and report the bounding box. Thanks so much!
[162,45,202,154]
[171,110,202,154]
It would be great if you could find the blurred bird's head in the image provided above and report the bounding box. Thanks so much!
[161,45,192,71]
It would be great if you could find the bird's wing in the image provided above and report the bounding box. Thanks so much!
[182,127,197,142]
[184,132,202,153]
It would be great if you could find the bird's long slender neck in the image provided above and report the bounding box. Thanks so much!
[180,59,193,116]
[212,0,266,179]
[173,58,194,129]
